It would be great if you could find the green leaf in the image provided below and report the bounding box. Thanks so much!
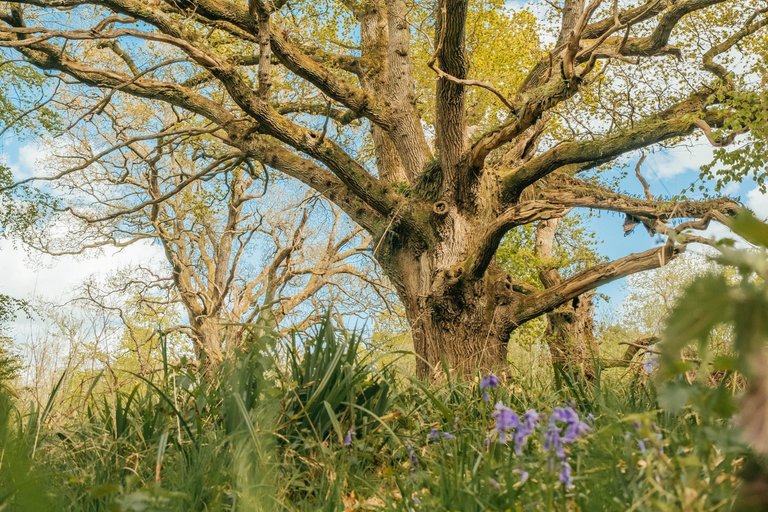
[727,210,768,248]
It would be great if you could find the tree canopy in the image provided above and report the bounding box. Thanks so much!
[0,0,765,376]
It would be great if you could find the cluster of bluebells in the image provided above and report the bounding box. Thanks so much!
[492,402,539,454]
[543,407,591,488]
[427,427,455,442]
[482,374,591,489]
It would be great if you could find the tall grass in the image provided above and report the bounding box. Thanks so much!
[0,318,748,511]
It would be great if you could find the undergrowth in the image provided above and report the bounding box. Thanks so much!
[0,319,747,511]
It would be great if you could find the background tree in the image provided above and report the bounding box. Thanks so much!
[0,0,764,377]
[15,99,390,369]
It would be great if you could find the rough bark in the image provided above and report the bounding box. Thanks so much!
[546,292,599,379]
[535,218,599,378]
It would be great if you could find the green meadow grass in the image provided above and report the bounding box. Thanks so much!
[0,321,747,511]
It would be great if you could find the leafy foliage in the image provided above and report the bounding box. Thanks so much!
[0,63,60,136]
[659,211,768,465]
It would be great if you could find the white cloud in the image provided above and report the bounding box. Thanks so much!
[17,143,46,175]
[746,187,768,221]
[644,140,715,179]
[0,239,168,344]
[0,239,166,302]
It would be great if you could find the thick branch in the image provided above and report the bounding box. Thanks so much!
[515,244,680,324]
[501,90,722,200]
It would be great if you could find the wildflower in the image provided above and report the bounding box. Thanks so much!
[343,428,354,446]
[480,373,500,401]
[481,373,500,390]
[493,402,519,444]
[515,467,529,485]
[551,407,590,445]
[513,409,539,454]
[488,478,501,492]
[562,417,590,443]
[642,355,658,373]
[545,407,590,461]
[544,422,564,458]
[427,427,456,442]
[559,461,573,488]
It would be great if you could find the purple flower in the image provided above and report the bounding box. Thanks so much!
[642,355,658,373]
[481,373,500,401]
[427,427,455,442]
[562,419,590,443]
[488,478,501,491]
[493,402,519,444]
[481,373,500,390]
[343,428,354,446]
[408,444,418,468]
[513,409,539,454]
[515,467,529,485]
[544,423,564,458]
[559,461,573,488]
[545,407,590,460]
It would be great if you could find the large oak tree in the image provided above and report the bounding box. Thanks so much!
[0,0,763,376]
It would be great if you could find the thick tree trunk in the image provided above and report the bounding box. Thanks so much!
[404,285,509,377]
[191,317,226,369]
[546,291,599,379]
[384,208,517,378]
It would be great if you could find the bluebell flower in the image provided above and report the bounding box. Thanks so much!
[427,427,455,442]
[559,461,573,488]
[493,402,519,444]
[481,373,500,390]
[545,406,590,461]
[343,428,354,446]
[544,422,565,458]
[481,373,500,401]
[642,355,658,373]
[513,409,539,454]
[515,467,529,485]
[562,418,590,443]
